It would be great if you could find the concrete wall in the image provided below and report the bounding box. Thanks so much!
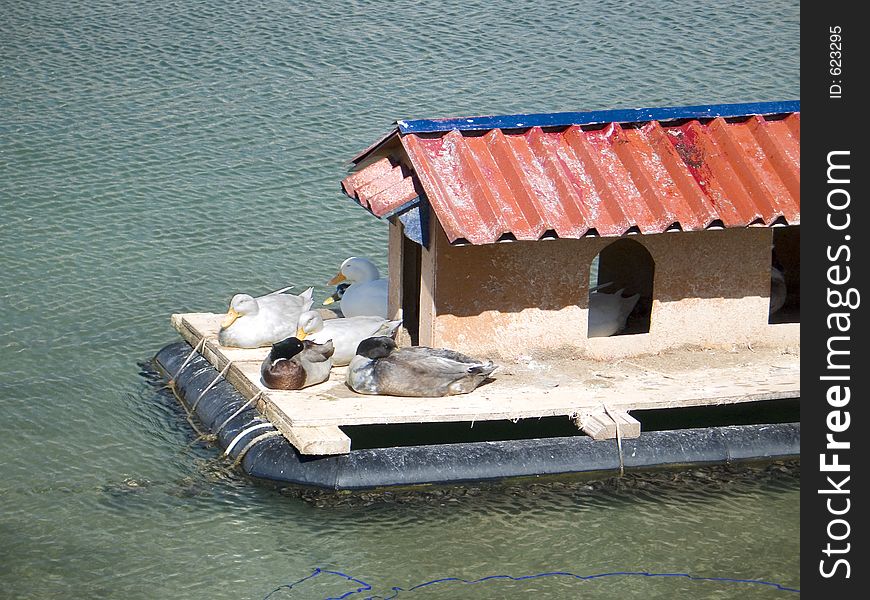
[399,219,799,360]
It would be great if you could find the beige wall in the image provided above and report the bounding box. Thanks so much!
[394,219,799,359]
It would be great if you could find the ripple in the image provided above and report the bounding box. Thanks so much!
[0,0,799,598]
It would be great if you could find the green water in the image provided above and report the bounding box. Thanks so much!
[1,0,799,598]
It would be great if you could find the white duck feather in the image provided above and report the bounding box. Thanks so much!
[326,257,388,319]
[217,287,314,348]
[296,310,401,366]
[587,288,640,338]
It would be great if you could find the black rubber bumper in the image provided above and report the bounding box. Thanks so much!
[154,341,800,490]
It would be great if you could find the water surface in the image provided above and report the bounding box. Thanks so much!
[1,1,800,597]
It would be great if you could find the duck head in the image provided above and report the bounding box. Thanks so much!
[355,336,397,359]
[328,257,380,286]
[269,336,335,364]
[295,310,324,340]
[221,293,259,329]
[269,336,304,363]
[261,340,305,390]
[322,282,350,306]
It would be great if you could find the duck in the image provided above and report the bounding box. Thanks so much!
[347,336,498,397]
[587,287,640,338]
[260,336,334,390]
[296,310,402,366]
[770,264,787,315]
[325,257,388,318]
[322,282,351,312]
[217,287,314,348]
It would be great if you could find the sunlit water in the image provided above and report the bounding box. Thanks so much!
[1,1,799,598]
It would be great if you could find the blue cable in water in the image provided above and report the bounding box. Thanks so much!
[263,568,371,600]
[263,567,800,599]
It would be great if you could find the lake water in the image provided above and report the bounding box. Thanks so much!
[1,0,800,598]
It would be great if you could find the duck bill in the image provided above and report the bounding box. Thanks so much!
[327,272,347,286]
[322,296,335,306]
[221,307,240,329]
[295,328,308,341]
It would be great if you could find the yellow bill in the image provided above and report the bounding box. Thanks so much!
[221,307,240,329]
[327,272,347,286]
[322,296,335,305]
[295,328,307,341]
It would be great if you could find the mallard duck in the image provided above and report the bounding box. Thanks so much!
[325,257,388,318]
[217,287,314,348]
[587,288,640,338]
[323,282,351,306]
[347,336,498,397]
[296,310,402,366]
[260,336,334,390]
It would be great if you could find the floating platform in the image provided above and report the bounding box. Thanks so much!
[152,312,800,489]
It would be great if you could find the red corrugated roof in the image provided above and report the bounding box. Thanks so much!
[341,105,800,245]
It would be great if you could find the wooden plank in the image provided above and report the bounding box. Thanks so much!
[170,312,800,450]
[264,366,798,427]
[575,410,641,441]
[387,219,404,321]
[260,406,349,456]
[171,313,351,455]
[417,217,438,345]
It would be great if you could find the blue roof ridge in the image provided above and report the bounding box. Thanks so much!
[396,100,800,134]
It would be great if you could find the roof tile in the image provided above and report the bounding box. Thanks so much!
[341,102,800,244]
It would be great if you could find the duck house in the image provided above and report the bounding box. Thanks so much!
[341,101,800,359]
[157,101,800,489]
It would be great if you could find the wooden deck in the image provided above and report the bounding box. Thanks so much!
[171,313,800,456]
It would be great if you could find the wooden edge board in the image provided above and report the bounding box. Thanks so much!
[266,386,799,427]
[261,405,350,455]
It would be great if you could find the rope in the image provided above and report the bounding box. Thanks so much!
[191,360,232,412]
[570,408,625,476]
[166,341,264,448]
[168,337,206,387]
[224,421,274,456]
[723,427,732,464]
[602,404,625,477]
[231,430,284,469]
[163,338,211,439]
[165,374,207,438]
[213,392,262,438]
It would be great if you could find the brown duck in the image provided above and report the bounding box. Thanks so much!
[346,336,497,397]
[260,336,334,390]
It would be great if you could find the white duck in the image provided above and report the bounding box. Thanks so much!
[769,265,787,316]
[325,257,388,319]
[218,287,314,348]
[296,310,402,366]
[587,287,640,338]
